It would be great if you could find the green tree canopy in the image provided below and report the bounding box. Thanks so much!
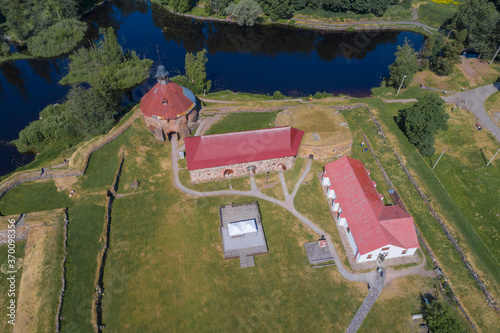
[60,27,153,92]
[0,0,78,39]
[185,48,212,94]
[448,0,499,58]
[226,0,263,26]
[422,296,465,333]
[387,42,418,88]
[396,93,449,157]
[27,19,87,57]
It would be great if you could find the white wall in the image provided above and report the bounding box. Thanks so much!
[344,223,358,257]
[356,245,418,263]
[322,174,331,186]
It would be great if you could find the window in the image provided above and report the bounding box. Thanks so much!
[367,254,372,259]
[381,247,390,251]
[401,250,407,254]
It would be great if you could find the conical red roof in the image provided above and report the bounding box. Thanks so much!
[140,82,196,120]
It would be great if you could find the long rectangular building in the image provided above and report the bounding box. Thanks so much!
[322,156,419,263]
[185,126,304,183]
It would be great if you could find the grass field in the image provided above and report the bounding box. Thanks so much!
[101,121,366,331]
[344,99,499,330]
[204,111,279,135]
[359,275,472,332]
[0,180,72,216]
[14,212,65,333]
[485,91,500,126]
[418,0,460,27]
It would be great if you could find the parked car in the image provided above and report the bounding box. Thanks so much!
[475,123,482,130]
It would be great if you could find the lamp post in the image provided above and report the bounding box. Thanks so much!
[397,75,407,96]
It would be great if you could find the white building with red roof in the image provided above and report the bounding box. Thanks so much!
[322,156,419,263]
[140,65,199,140]
[185,126,304,183]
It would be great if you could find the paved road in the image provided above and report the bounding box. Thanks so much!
[382,84,500,143]
[443,83,500,142]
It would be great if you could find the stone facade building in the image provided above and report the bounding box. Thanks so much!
[140,65,199,140]
[185,127,304,183]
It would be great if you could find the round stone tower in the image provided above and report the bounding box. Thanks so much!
[140,65,199,140]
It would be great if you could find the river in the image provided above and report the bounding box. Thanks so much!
[0,0,424,176]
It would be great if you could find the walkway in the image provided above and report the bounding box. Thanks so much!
[292,16,439,32]
[171,137,375,284]
[345,268,386,333]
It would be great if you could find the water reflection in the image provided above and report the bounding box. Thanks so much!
[0,0,423,176]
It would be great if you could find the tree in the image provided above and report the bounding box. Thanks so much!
[422,296,465,333]
[387,42,418,88]
[448,0,499,58]
[168,0,193,13]
[226,0,263,26]
[185,49,212,94]
[60,27,153,92]
[0,0,78,39]
[396,93,449,157]
[27,19,87,57]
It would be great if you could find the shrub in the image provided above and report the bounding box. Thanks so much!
[0,40,10,56]
[27,19,87,58]
[273,91,285,99]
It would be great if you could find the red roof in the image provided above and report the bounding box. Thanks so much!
[185,127,304,171]
[324,156,419,255]
[140,82,196,120]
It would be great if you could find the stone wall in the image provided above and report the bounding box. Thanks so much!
[189,156,295,183]
[143,107,198,139]
[297,141,352,160]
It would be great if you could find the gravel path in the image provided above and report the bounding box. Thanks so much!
[345,268,386,333]
[170,130,436,331]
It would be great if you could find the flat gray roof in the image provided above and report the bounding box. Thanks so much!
[219,202,268,262]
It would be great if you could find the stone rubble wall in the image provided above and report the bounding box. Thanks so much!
[189,157,295,183]
[142,107,198,138]
[297,141,352,160]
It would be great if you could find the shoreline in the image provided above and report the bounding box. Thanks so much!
[154,2,434,36]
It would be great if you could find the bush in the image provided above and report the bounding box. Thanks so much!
[27,19,87,58]
[0,40,10,56]
[273,91,286,99]
[314,91,334,99]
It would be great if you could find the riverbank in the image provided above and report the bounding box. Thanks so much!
[151,1,435,35]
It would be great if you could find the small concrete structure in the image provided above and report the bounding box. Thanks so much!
[304,241,335,265]
[219,202,268,268]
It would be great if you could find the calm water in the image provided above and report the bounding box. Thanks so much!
[0,0,424,176]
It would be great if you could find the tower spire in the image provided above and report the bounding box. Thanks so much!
[156,65,169,85]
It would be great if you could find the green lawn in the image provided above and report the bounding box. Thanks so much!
[418,1,460,27]
[344,99,499,330]
[359,275,471,332]
[204,111,279,135]
[0,180,72,216]
[99,119,366,331]
[296,4,412,21]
